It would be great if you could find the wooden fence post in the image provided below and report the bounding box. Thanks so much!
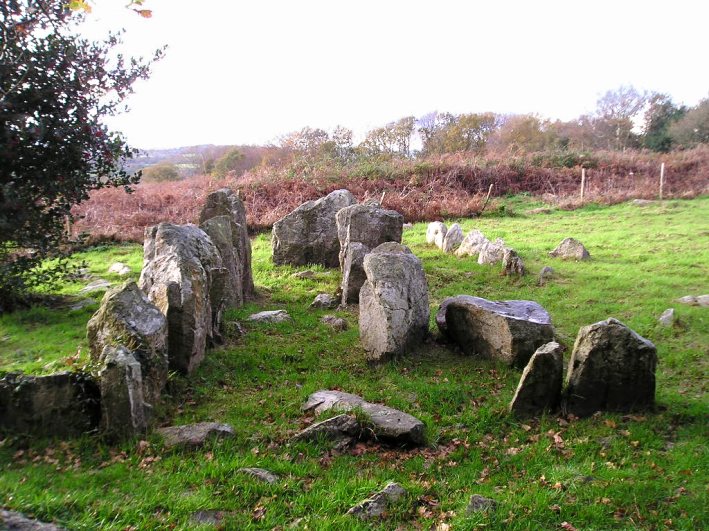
[659,162,665,200]
[580,168,586,201]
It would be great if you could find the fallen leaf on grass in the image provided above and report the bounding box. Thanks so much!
[560,522,578,530]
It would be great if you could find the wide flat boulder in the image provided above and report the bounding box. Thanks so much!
[303,390,425,445]
[359,243,429,362]
[436,295,554,367]
[139,223,225,374]
[199,188,254,299]
[564,318,657,417]
[272,189,356,267]
[157,421,235,448]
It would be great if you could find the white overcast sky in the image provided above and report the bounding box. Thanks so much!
[83,0,709,149]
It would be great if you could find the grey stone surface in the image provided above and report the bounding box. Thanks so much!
[292,413,360,443]
[238,467,280,484]
[0,510,65,530]
[200,214,245,308]
[321,315,349,331]
[139,223,224,374]
[310,293,339,309]
[340,241,370,305]
[426,222,447,246]
[436,295,554,368]
[441,223,464,253]
[247,310,291,323]
[79,278,111,293]
[455,229,488,257]
[272,189,357,267]
[477,238,506,265]
[336,201,403,269]
[291,270,316,279]
[509,342,563,418]
[347,482,407,520]
[87,281,168,408]
[537,266,555,286]
[108,262,131,276]
[359,243,429,362]
[564,318,657,417]
[303,390,425,445]
[658,308,676,327]
[549,237,591,260]
[190,511,228,525]
[158,422,235,448]
[97,345,148,438]
[0,372,99,436]
[199,188,254,299]
[466,494,497,513]
[677,294,709,307]
[502,248,525,276]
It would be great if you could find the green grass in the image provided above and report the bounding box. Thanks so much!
[1,197,707,530]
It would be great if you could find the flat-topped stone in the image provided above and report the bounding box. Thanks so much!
[157,422,235,448]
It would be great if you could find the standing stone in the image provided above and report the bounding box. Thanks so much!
[442,223,464,253]
[359,243,429,362]
[340,241,370,305]
[477,238,506,265]
[200,215,244,308]
[272,189,357,267]
[426,222,447,245]
[139,223,224,374]
[564,318,657,417]
[657,308,676,327]
[336,201,404,268]
[436,295,554,368]
[97,345,148,437]
[549,237,591,260]
[199,188,255,299]
[310,293,338,309]
[0,372,99,437]
[509,342,563,417]
[502,248,525,276]
[455,229,488,257]
[537,266,555,286]
[87,281,168,407]
[347,482,407,520]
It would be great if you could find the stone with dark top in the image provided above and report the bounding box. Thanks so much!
[564,318,657,417]
[157,422,235,448]
[509,342,563,417]
[303,390,425,445]
[549,237,591,260]
[272,189,357,267]
[139,223,225,374]
[359,243,429,362]
[501,248,525,276]
[199,188,254,299]
[347,482,407,520]
[466,494,497,513]
[436,295,554,368]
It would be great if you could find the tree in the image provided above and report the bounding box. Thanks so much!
[142,163,181,182]
[642,93,686,152]
[417,112,498,155]
[594,86,647,151]
[668,97,709,149]
[0,0,163,309]
[211,148,245,178]
[489,114,556,154]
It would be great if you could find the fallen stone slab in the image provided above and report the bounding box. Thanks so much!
[564,318,657,417]
[291,270,316,279]
[310,293,338,309]
[0,510,65,530]
[347,482,407,520]
[303,390,425,445]
[157,422,235,448]
[437,295,555,368]
[509,342,563,418]
[248,310,291,323]
[79,278,112,293]
[549,237,590,260]
[238,467,280,484]
[292,413,360,445]
[676,294,709,307]
[321,315,348,331]
[466,494,497,513]
[630,199,656,206]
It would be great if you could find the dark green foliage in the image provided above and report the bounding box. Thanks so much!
[0,0,162,309]
[669,97,709,149]
[141,163,181,182]
[643,93,686,152]
[211,147,245,178]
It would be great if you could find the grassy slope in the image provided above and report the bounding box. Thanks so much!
[0,197,707,530]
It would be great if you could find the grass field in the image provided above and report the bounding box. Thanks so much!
[1,197,707,529]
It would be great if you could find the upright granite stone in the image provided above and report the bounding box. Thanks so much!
[509,342,563,417]
[336,201,404,268]
[272,189,356,267]
[139,223,224,374]
[549,237,591,260]
[502,248,525,276]
[200,215,244,307]
[97,345,148,437]
[455,229,488,257]
[199,188,255,299]
[359,243,429,362]
[426,222,447,246]
[564,318,657,417]
[340,241,369,304]
[437,295,554,368]
[478,238,506,265]
[0,372,99,436]
[87,281,168,408]
[442,223,464,253]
